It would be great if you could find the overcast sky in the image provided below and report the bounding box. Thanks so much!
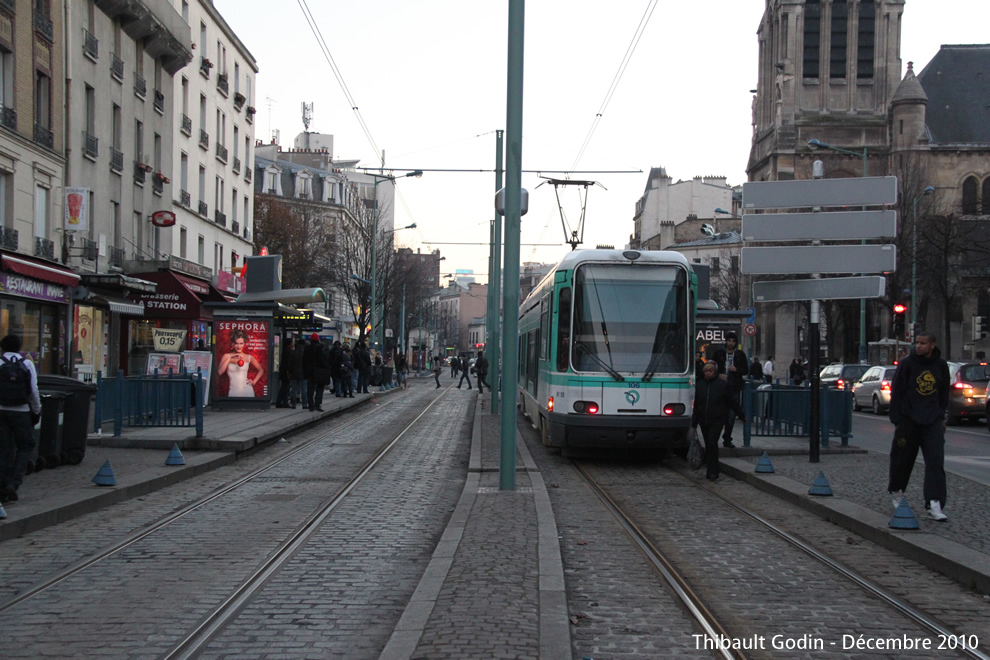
[215,0,989,281]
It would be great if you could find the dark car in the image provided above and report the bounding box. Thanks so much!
[851,365,897,414]
[945,362,989,425]
[819,363,870,391]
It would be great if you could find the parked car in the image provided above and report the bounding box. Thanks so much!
[946,362,989,425]
[851,365,897,414]
[819,363,870,391]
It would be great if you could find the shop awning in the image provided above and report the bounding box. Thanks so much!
[236,287,326,305]
[126,271,224,319]
[92,295,145,316]
[1,254,80,287]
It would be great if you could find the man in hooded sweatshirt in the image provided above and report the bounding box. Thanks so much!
[887,332,950,521]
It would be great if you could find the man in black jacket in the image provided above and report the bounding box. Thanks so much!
[692,361,747,480]
[304,334,330,411]
[355,341,373,394]
[887,332,950,521]
[712,332,749,448]
[475,350,489,393]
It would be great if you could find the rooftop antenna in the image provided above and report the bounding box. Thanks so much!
[535,176,607,250]
[301,102,313,131]
[266,95,278,137]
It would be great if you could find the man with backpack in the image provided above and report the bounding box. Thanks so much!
[0,334,41,503]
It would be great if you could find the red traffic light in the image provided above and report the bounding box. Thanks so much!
[893,303,908,314]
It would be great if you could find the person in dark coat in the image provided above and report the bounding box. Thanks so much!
[692,361,747,480]
[450,355,459,378]
[276,338,294,407]
[355,341,372,394]
[712,332,749,448]
[329,341,343,397]
[887,332,951,521]
[289,338,306,407]
[475,350,489,393]
[339,346,355,398]
[458,355,473,389]
[304,334,331,411]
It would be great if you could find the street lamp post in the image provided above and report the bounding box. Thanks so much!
[912,186,936,331]
[368,170,423,353]
[808,139,869,362]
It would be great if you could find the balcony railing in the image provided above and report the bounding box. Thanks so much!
[0,226,18,251]
[216,73,228,96]
[34,12,53,42]
[199,129,209,150]
[0,106,15,131]
[233,92,246,111]
[245,168,252,182]
[232,220,240,235]
[34,237,55,260]
[153,90,165,114]
[199,57,212,79]
[232,157,241,174]
[180,114,192,136]
[198,200,208,216]
[83,131,99,159]
[110,53,124,82]
[110,246,125,267]
[110,147,123,173]
[134,162,147,185]
[83,28,98,61]
[180,190,191,207]
[215,142,227,163]
[152,176,163,195]
[34,123,53,149]
[81,238,99,261]
[215,210,226,227]
[134,74,146,99]
[0,0,15,14]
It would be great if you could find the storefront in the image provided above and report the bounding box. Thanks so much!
[0,252,80,374]
[123,270,228,376]
[73,273,155,381]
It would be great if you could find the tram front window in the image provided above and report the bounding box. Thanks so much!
[571,264,687,375]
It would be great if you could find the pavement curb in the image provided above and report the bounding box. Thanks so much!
[721,457,990,593]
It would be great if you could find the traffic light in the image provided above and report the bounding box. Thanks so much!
[892,303,908,338]
[973,316,987,339]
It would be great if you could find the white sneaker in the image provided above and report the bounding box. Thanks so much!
[928,500,948,522]
[891,491,904,509]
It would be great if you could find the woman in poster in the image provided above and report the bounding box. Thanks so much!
[218,328,265,397]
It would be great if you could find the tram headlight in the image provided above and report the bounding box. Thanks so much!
[663,403,686,416]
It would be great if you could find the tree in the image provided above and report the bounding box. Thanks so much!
[253,197,337,290]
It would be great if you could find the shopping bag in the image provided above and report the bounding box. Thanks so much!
[688,428,705,470]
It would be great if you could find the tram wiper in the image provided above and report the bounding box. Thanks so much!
[643,330,673,382]
[575,342,625,382]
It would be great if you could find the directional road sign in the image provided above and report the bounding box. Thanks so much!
[742,210,897,242]
[741,245,896,274]
[752,276,886,302]
[742,176,898,210]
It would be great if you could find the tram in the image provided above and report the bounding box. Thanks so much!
[518,249,698,450]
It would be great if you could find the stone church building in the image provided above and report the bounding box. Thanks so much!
[746,0,990,362]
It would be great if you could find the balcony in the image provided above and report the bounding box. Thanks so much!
[110,53,124,82]
[110,147,123,173]
[245,168,252,183]
[198,200,208,217]
[83,131,99,160]
[0,0,14,14]
[34,123,53,149]
[180,114,192,136]
[180,190,191,207]
[34,12,53,43]
[83,28,99,61]
[216,73,228,96]
[214,210,226,227]
[232,157,240,174]
[0,226,18,251]
[232,220,240,235]
[152,176,163,195]
[81,238,98,261]
[199,57,212,79]
[0,106,15,131]
[245,106,255,124]
[134,162,148,185]
[110,246,125,267]
[154,89,165,114]
[198,129,209,150]
[215,142,227,163]
[233,92,246,111]
[34,237,55,260]
[134,73,146,99]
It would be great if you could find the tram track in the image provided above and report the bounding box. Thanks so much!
[572,457,990,659]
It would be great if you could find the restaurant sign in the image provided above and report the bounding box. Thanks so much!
[0,272,70,303]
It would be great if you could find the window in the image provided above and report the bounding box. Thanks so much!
[984,179,990,216]
[803,0,821,79]
[245,75,252,105]
[199,22,206,52]
[556,287,571,373]
[199,93,207,128]
[711,256,720,273]
[857,1,875,79]
[84,84,96,134]
[214,242,222,272]
[112,201,120,248]
[153,133,161,171]
[35,71,51,129]
[198,235,205,265]
[962,176,978,215]
[181,77,189,115]
[179,227,187,259]
[34,185,48,238]
[0,170,10,227]
[829,0,848,80]
[243,195,249,233]
[0,49,13,111]
[231,189,237,222]
[180,152,188,190]
[215,176,224,211]
[134,119,143,162]
[198,165,206,203]
[234,62,240,94]
[233,126,239,158]
[217,40,225,75]
[135,39,144,77]
[111,103,121,148]
[181,0,188,22]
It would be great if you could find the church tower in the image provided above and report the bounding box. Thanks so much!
[747,0,905,182]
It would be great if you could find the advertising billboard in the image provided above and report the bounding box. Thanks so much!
[213,318,270,401]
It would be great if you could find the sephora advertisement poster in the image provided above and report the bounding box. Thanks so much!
[214,318,270,399]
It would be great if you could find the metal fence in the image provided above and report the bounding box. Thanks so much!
[95,369,204,437]
[742,379,853,447]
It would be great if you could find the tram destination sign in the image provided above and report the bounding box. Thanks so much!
[742,176,898,210]
[752,276,886,303]
[741,245,896,275]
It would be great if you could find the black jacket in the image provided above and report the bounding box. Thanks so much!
[304,341,330,379]
[713,346,749,392]
[692,375,746,428]
[476,355,489,375]
[888,346,949,426]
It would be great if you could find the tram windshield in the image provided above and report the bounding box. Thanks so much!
[570,264,687,376]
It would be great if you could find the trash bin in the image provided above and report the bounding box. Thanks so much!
[37,391,67,469]
[37,375,97,465]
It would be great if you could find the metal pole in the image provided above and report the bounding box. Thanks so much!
[912,196,918,330]
[372,186,380,352]
[858,148,868,363]
[499,0,524,491]
[399,284,405,359]
[809,159,824,463]
[491,129,504,409]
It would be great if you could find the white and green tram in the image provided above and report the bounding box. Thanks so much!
[518,249,698,449]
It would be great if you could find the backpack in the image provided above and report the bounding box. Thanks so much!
[0,355,31,406]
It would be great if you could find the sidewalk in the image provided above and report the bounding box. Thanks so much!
[0,388,388,541]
